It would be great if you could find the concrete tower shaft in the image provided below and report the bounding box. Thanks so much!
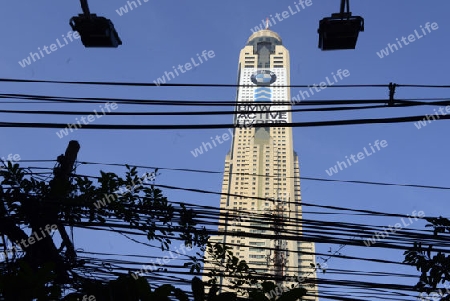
[203,28,319,301]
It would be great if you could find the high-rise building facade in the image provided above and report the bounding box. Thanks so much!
[203,28,318,301]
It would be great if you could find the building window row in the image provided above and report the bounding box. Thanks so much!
[248,261,266,266]
[249,255,265,259]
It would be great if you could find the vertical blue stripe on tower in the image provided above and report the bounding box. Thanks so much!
[254,87,272,102]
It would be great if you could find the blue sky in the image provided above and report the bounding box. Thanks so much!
[1,0,450,299]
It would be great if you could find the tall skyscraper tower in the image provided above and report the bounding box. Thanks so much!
[203,27,318,301]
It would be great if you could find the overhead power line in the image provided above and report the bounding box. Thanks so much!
[15,160,450,192]
[73,160,450,191]
[0,92,448,108]
[0,92,449,107]
[0,77,389,88]
[0,105,389,116]
[0,77,450,89]
[1,101,449,117]
[2,112,450,130]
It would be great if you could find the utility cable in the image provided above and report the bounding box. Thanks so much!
[2,112,450,129]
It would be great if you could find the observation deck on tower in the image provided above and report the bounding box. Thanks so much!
[246,29,283,47]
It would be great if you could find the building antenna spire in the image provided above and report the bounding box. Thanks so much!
[265,17,269,29]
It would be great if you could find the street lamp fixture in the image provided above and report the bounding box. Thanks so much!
[318,0,364,50]
[70,0,122,48]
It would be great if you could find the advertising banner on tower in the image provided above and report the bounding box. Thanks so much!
[235,68,289,127]
[236,104,288,125]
